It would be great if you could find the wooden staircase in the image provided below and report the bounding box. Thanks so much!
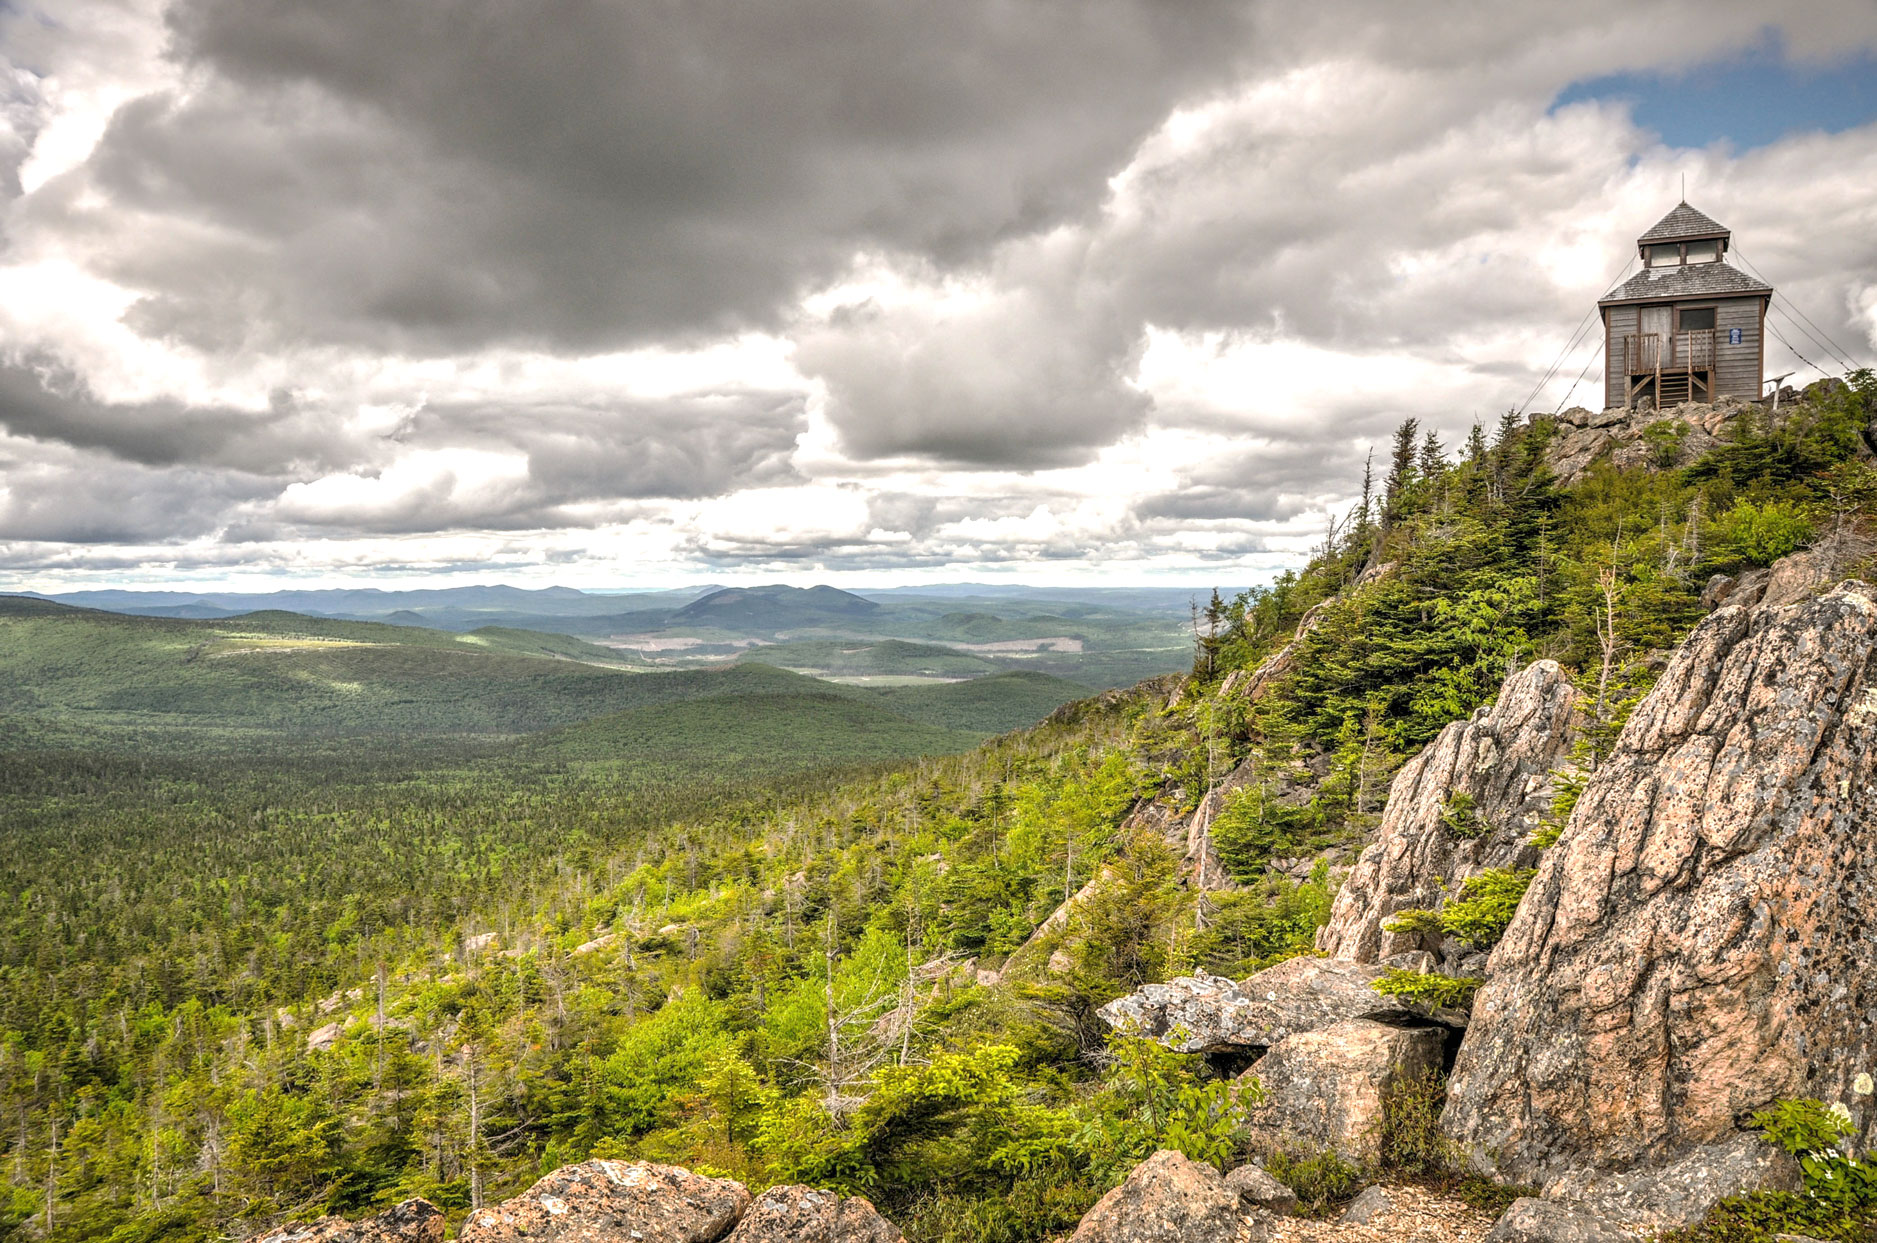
[1655,372,1694,407]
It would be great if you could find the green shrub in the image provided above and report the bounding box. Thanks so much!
[1642,418,1692,467]
[1372,967,1481,1010]
[1530,765,1587,848]
[1265,1147,1366,1216]
[1439,790,1488,839]
[1751,1099,1876,1217]
[1380,908,1445,939]
[1378,1067,1459,1176]
[1713,499,1814,566]
[896,1171,1106,1243]
[1665,1099,1877,1243]
[1379,867,1535,954]
[1436,868,1535,950]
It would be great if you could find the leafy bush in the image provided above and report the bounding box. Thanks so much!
[1380,908,1446,939]
[1713,499,1814,566]
[1665,1099,1877,1243]
[1077,1032,1260,1175]
[1265,1147,1366,1216]
[1642,418,1692,467]
[1372,968,1482,1010]
[1751,1099,1875,1217]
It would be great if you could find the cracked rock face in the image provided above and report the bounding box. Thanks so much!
[1098,957,1455,1056]
[1443,583,1877,1192]
[1317,660,1578,964]
[458,1160,750,1243]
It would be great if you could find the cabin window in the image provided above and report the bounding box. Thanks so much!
[1646,244,1681,267]
[1684,239,1720,263]
[1677,306,1716,332]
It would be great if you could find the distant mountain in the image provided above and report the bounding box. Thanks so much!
[670,584,880,631]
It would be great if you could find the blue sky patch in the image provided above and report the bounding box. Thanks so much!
[1555,33,1877,150]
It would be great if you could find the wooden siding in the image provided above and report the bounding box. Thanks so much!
[1604,304,1639,408]
[1713,297,1764,399]
[1602,296,1765,406]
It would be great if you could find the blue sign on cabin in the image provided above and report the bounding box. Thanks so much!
[1729,327,1742,345]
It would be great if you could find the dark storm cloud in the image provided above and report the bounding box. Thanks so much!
[75,0,1258,354]
[0,356,347,473]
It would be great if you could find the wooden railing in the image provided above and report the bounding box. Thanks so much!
[1622,329,1715,375]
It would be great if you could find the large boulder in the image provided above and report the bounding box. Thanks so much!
[253,1202,443,1243]
[459,1160,750,1243]
[1098,956,1455,1057]
[1068,1150,1242,1243]
[1443,583,1877,1192]
[1245,1019,1447,1165]
[725,1185,901,1242]
[1316,660,1576,964]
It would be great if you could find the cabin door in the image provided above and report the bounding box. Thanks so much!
[1639,305,1671,365]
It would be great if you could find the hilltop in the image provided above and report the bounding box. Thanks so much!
[4,375,1875,1243]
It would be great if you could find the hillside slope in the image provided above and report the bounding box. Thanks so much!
[5,378,1875,1243]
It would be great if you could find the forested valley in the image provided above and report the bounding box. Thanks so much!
[4,375,1874,1243]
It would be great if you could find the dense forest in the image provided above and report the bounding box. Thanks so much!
[3,376,1873,1242]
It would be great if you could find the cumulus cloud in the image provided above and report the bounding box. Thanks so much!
[1,0,1876,585]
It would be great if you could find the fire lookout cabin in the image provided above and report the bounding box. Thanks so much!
[1599,202,1772,409]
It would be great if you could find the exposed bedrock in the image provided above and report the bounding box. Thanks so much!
[1442,582,1877,1213]
[1316,659,1578,965]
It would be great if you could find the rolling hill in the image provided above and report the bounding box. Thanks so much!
[0,597,1092,764]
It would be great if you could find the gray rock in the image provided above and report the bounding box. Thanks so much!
[1223,1164,1297,1215]
[1246,1020,1446,1165]
[1339,1185,1395,1225]
[1099,957,1452,1056]
[1443,583,1877,1189]
[1068,1150,1240,1243]
[1541,1134,1803,1230]
[1484,1198,1631,1243]
[254,1201,443,1243]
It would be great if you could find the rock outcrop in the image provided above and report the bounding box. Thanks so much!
[1542,402,1742,487]
[1443,582,1877,1206]
[1098,956,1457,1057]
[1316,660,1578,965]
[1245,1020,1447,1165]
[1483,1198,1632,1243]
[458,1161,750,1242]
[1068,1150,1243,1243]
[725,1186,901,1243]
[255,1201,443,1243]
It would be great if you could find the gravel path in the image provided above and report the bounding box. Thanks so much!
[1246,1184,1498,1243]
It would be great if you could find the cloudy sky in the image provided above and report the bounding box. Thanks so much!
[2,1,1875,591]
